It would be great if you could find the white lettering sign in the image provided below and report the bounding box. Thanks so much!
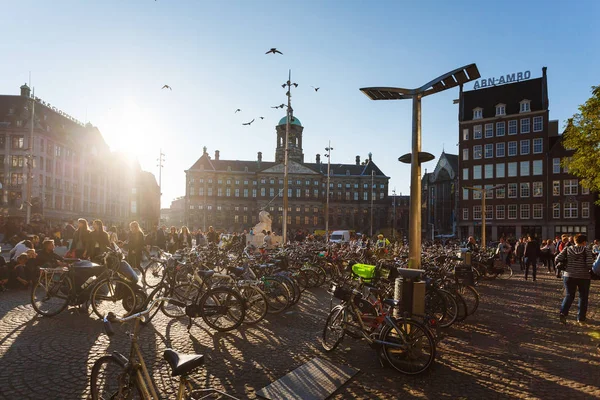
[473,71,531,90]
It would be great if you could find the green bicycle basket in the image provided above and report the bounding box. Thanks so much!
[351,263,377,281]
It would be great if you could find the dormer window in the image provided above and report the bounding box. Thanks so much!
[473,108,483,120]
[495,104,506,116]
[8,108,14,115]
[16,120,22,127]
[520,100,531,113]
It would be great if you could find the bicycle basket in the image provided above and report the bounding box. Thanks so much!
[454,265,474,286]
[352,263,376,282]
[328,282,352,301]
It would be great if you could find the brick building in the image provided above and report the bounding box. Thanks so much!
[457,67,597,241]
[0,84,160,229]
[422,152,459,239]
[184,116,391,234]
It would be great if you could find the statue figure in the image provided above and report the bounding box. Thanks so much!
[252,211,272,234]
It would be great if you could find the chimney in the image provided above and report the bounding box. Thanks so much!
[541,66,548,110]
[215,150,220,161]
[257,151,262,168]
[20,83,31,98]
[316,154,321,164]
[355,155,360,165]
[368,152,372,162]
[202,146,207,156]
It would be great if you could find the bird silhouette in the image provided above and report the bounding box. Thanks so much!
[162,85,172,90]
[312,86,320,92]
[266,48,283,55]
[242,119,255,126]
[259,117,265,120]
[235,109,241,113]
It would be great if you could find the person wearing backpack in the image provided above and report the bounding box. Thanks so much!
[555,233,594,325]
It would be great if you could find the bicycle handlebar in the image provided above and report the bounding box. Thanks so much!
[103,297,187,336]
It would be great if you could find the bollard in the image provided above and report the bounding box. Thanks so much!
[393,277,402,318]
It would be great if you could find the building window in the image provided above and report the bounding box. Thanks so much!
[485,205,493,220]
[473,145,482,159]
[296,189,301,198]
[508,162,517,177]
[496,104,506,116]
[496,121,505,137]
[462,148,469,161]
[563,158,571,173]
[533,138,543,154]
[520,161,530,176]
[485,164,493,179]
[564,202,578,219]
[533,116,543,132]
[473,165,482,180]
[474,125,482,139]
[552,181,560,196]
[582,202,590,218]
[252,189,257,198]
[260,188,265,196]
[520,140,530,155]
[564,179,578,195]
[508,205,517,219]
[533,204,543,219]
[553,203,560,219]
[473,205,482,220]
[533,181,543,197]
[11,136,24,149]
[508,183,517,198]
[520,204,530,219]
[496,142,505,157]
[462,128,469,141]
[553,158,561,174]
[199,187,204,196]
[496,163,505,178]
[520,182,530,198]
[462,168,469,180]
[496,205,505,219]
[521,118,530,133]
[508,141,517,156]
[496,186,505,198]
[484,184,494,199]
[508,120,517,135]
[462,188,469,200]
[234,189,240,197]
[363,192,368,201]
[484,144,493,158]
[473,109,483,120]
[532,160,543,175]
[269,188,274,197]
[485,123,493,138]
[520,100,531,113]
[217,188,223,197]
[207,188,212,196]
[463,208,469,220]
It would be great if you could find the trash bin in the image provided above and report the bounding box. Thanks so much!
[457,248,472,266]
[393,268,425,318]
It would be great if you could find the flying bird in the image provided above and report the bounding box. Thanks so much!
[242,119,255,126]
[162,85,172,90]
[266,48,283,55]
[312,86,320,92]
[235,109,241,113]
[259,117,265,120]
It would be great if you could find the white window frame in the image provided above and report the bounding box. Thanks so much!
[533,181,543,197]
[462,128,469,141]
[462,168,469,180]
[485,205,493,220]
[508,162,517,177]
[473,108,483,120]
[485,164,493,179]
[508,120,518,135]
[473,165,482,180]
[462,188,469,200]
[520,140,530,155]
[533,204,543,219]
[496,142,505,157]
[473,205,482,220]
[520,204,530,219]
[533,138,543,154]
[485,123,493,138]
[521,118,530,133]
[508,141,517,156]
[564,179,578,195]
[533,116,543,132]
[495,104,506,116]
[520,161,530,176]
[474,125,482,139]
[532,160,543,175]
[496,205,505,220]
[473,145,482,159]
[484,143,493,158]
[496,186,506,198]
[496,121,505,136]
[462,148,469,161]
[508,183,517,198]
[520,100,531,113]
[552,181,560,196]
[582,202,590,218]
[463,208,469,220]
[553,203,560,219]
[564,202,578,219]
[552,158,560,174]
[473,185,482,199]
[508,204,517,219]
[520,182,530,198]
[496,163,505,178]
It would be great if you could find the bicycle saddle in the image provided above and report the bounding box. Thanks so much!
[196,270,215,278]
[383,299,400,308]
[163,349,204,377]
[227,266,246,276]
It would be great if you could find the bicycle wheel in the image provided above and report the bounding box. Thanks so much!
[292,269,308,293]
[199,287,246,332]
[380,318,436,375]
[277,275,300,306]
[322,305,346,352]
[91,279,137,319]
[262,277,290,314]
[141,286,165,325]
[240,286,268,325]
[458,285,480,316]
[499,265,514,279]
[162,283,200,318]
[452,290,468,322]
[437,289,458,328]
[31,275,71,317]
[424,288,447,326]
[90,355,142,400]
[302,268,320,288]
[142,260,165,289]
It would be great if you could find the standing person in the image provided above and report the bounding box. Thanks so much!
[556,234,594,325]
[263,231,274,249]
[166,227,179,253]
[128,221,145,272]
[63,220,75,249]
[466,236,479,252]
[196,230,207,248]
[496,238,510,266]
[515,238,526,271]
[206,226,219,245]
[179,226,192,249]
[558,235,570,253]
[156,226,166,250]
[108,226,119,245]
[70,218,91,259]
[546,238,556,272]
[524,235,540,281]
[87,220,111,260]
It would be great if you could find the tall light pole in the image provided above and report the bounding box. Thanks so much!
[157,149,165,223]
[324,142,333,242]
[464,184,504,249]
[392,188,396,240]
[370,170,374,237]
[281,70,297,245]
[361,64,480,269]
[25,88,35,225]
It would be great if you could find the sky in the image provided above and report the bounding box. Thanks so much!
[1,0,599,207]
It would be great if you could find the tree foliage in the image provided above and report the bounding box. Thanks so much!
[563,85,600,202]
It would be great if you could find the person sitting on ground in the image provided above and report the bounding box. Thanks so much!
[25,248,39,283]
[36,239,66,269]
[9,238,36,262]
[0,254,9,291]
[9,254,31,289]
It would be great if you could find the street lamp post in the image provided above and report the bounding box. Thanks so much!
[360,64,480,269]
[464,184,504,249]
[26,88,35,225]
[324,142,333,242]
[281,70,297,245]
[392,188,396,240]
[370,170,374,237]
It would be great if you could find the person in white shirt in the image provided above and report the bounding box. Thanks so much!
[9,239,35,261]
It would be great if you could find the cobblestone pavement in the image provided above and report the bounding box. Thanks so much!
[1,268,600,400]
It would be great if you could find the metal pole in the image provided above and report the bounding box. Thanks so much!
[325,141,331,242]
[370,170,374,237]
[482,189,486,249]
[282,70,291,245]
[26,88,35,225]
[203,181,206,232]
[408,95,422,269]
[392,189,396,240]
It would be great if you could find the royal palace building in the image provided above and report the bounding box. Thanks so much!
[184,116,392,234]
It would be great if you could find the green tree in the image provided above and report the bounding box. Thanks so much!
[563,85,600,202]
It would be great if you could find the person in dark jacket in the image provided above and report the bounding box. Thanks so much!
[36,239,65,269]
[63,220,75,248]
[70,218,91,259]
[515,238,526,271]
[556,234,594,324]
[206,226,219,245]
[166,226,179,254]
[523,235,540,281]
[156,226,166,250]
[128,221,145,271]
[179,226,192,249]
[87,220,111,260]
